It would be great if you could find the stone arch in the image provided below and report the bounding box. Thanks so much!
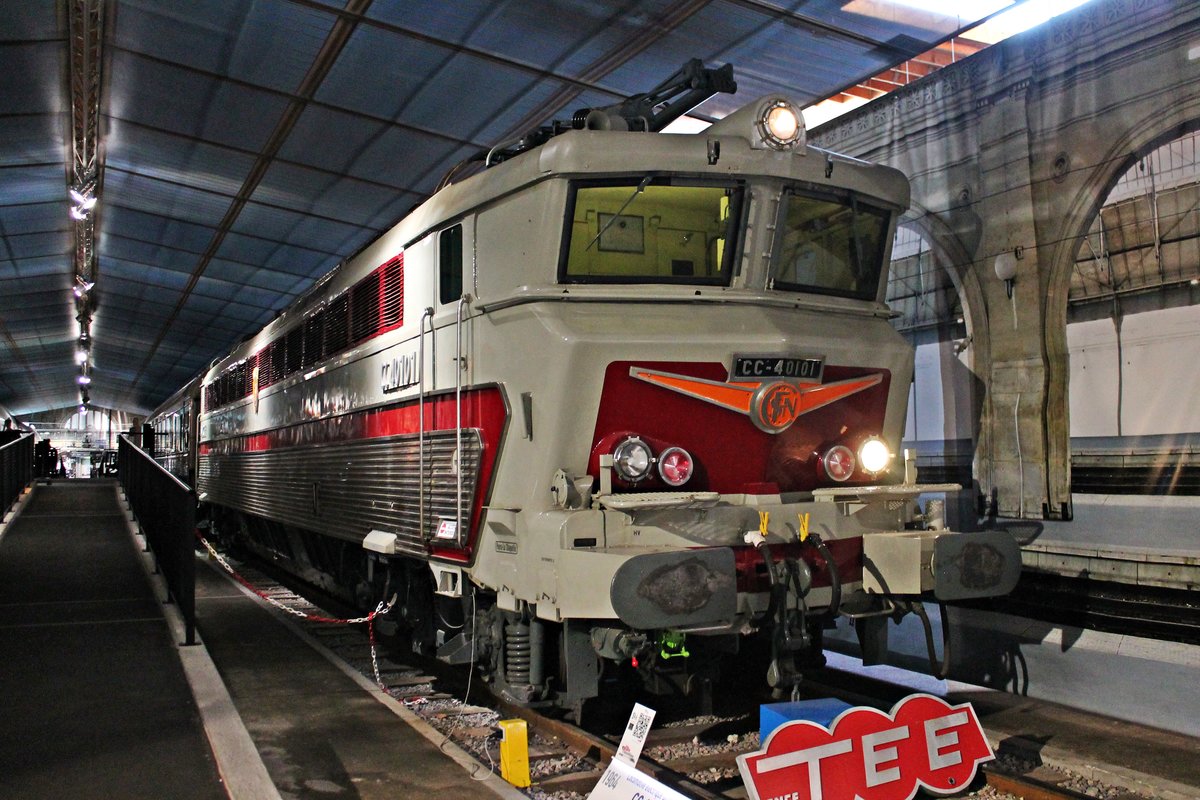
[897,201,994,488]
[1040,103,1200,509]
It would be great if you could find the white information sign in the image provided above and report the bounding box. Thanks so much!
[588,703,692,800]
[616,703,656,766]
[588,758,691,800]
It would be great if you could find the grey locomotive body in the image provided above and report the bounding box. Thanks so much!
[150,78,1020,711]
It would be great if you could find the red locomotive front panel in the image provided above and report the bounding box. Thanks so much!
[590,361,892,495]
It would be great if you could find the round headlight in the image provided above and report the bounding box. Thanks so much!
[613,436,653,483]
[858,437,891,475]
[822,445,855,482]
[758,100,803,150]
[657,446,694,487]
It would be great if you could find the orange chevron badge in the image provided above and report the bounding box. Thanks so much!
[629,365,883,434]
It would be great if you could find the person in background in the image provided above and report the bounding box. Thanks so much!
[0,418,20,446]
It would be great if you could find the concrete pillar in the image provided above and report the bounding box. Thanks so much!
[972,80,1053,518]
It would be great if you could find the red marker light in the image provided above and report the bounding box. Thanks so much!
[658,447,694,486]
[822,445,855,482]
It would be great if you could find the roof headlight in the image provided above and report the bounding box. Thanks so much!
[858,437,892,475]
[613,436,653,483]
[758,99,803,150]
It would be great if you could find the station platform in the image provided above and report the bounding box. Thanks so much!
[1018,493,1199,589]
[0,480,225,799]
[0,481,522,800]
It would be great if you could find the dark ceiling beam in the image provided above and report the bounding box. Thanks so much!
[121,0,376,408]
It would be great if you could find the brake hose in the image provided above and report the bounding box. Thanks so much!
[788,523,841,618]
[913,601,952,679]
[750,540,783,626]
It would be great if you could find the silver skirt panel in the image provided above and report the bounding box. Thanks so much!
[198,429,483,558]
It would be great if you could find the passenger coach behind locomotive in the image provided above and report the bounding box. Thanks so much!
[191,61,1021,712]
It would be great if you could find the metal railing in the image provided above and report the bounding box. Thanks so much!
[117,434,197,645]
[0,433,33,516]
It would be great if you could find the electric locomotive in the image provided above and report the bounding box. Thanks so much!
[164,61,1021,713]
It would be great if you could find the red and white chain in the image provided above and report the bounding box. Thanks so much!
[197,533,395,689]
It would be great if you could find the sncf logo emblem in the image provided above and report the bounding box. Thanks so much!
[754,382,803,433]
[630,366,882,434]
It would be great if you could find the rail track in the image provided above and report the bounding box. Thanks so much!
[206,550,1165,800]
[960,572,1200,646]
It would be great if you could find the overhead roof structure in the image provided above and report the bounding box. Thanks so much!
[1,0,1030,416]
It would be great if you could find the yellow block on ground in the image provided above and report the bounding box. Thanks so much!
[498,718,530,788]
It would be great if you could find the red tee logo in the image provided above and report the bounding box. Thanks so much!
[737,694,994,800]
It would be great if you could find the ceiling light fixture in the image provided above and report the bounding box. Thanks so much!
[69,187,98,210]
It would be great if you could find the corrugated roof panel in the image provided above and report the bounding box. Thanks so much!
[0,294,65,322]
[102,235,204,276]
[249,161,405,225]
[408,144,478,197]
[101,258,193,292]
[2,230,71,261]
[191,274,279,309]
[204,256,273,290]
[113,0,337,93]
[0,114,66,167]
[231,200,371,255]
[103,206,220,256]
[0,274,67,300]
[316,24,455,121]
[0,255,65,280]
[0,42,64,115]
[103,170,234,228]
[468,0,652,66]
[105,119,257,197]
[214,232,337,276]
[178,291,230,317]
[278,106,393,175]
[384,54,547,141]
[279,104,473,194]
[366,0,496,43]
[107,50,290,152]
[0,202,65,235]
[1,0,61,40]
[0,164,66,206]
[173,306,254,338]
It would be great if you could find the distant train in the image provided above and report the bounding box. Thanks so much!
[147,61,1020,713]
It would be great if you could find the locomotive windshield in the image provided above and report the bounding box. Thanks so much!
[560,178,743,285]
[771,189,891,300]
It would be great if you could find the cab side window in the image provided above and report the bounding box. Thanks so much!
[439,224,463,305]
